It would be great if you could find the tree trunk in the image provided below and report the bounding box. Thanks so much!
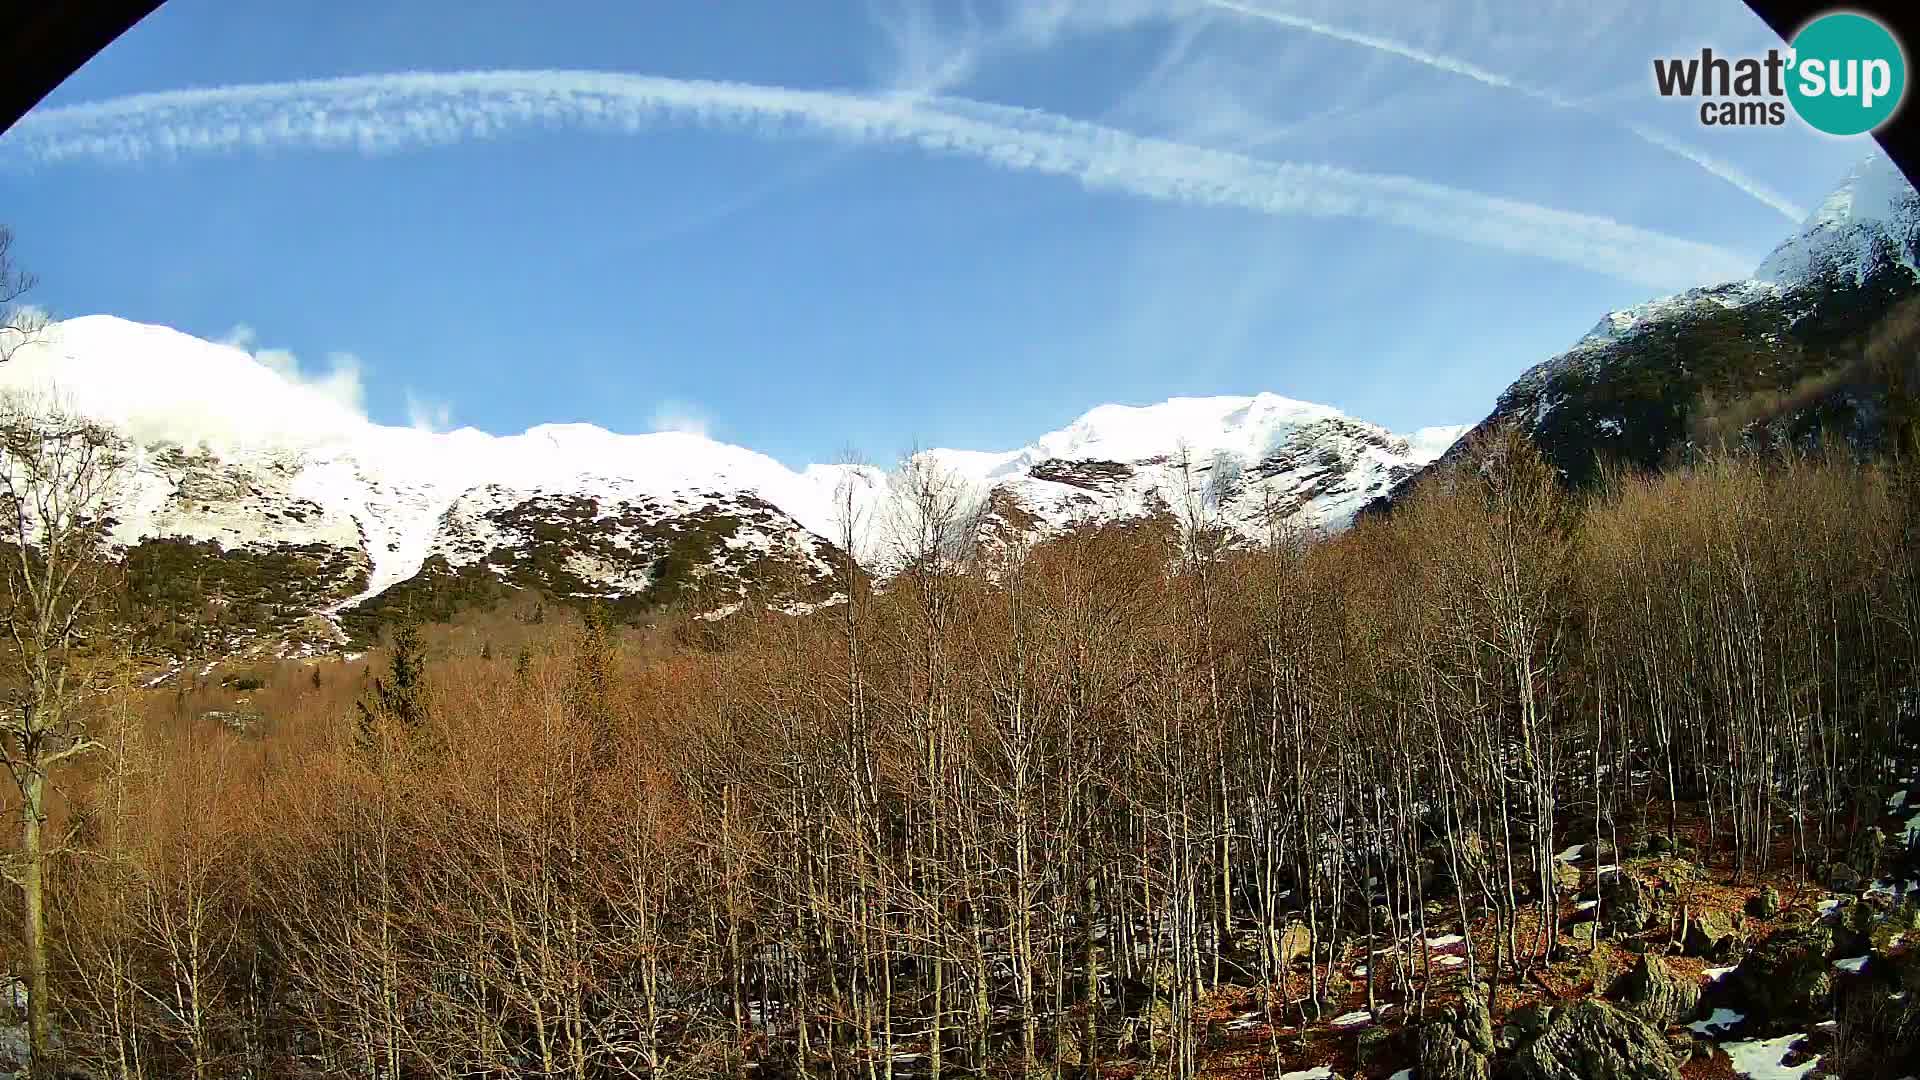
[23,766,51,1080]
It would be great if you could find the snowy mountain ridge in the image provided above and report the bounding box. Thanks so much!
[1530,153,1918,405]
[0,314,1460,636]
[1379,151,1920,497]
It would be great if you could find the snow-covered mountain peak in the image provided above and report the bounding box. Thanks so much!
[1387,152,1920,504]
[1757,152,1919,285]
[4,314,374,453]
[1,315,1461,636]
[1007,392,1356,473]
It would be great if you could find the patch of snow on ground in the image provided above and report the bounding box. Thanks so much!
[1835,955,1868,973]
[1722,1033,1818,1080]
[1328,1009,1372,1028]
[1279,1067,1334,1080]
[1892,790,1909,811]
[1556,844,1586,862]
[1703,965,1739,982]
[697,602,744,623]
[1426,934,1465,948]
[1690,1008,1745,1035]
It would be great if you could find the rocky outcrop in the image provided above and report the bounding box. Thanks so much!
[1681,908,1742,960]
[1611,953,1700,1028]
[1601,873,1657,936]
[1718,923,1837,1029]
[1553,859,1581,895]
[1833,946,1920,1079]
[1827,861,1867,894]
[1417,988,1494,1080]
[1508,1000,1680,1080]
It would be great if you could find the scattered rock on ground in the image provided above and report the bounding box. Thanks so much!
[1828,862,1866,894]
[1355,1024,1394,1067]
[1747,885,1782,919]
[1417,988,1494,1080]
[1511,1002,1556,1039]
[1554,860,1581,894]
[1718,923,1837,1030]
[1833,945,1920,1077]
[1682,908,1743,960]
[1612,952,1701,1028]
[1603,874,1657,936]
[1662,1030,1712,1063]
[1509,1000,1679,1080]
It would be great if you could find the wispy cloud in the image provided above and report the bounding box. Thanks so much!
[649,399,713,437]
[2,69,1752,289]
[1202,0,1807,222]
[405,390,454,433]
[219,323,368,416]
[868,0,987,96]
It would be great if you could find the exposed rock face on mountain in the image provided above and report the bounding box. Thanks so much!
[1380,152,1920,499]
[0,315,1458,652]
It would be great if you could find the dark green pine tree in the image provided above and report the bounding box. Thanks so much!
[356,618,427,749]
[573,602,619,761]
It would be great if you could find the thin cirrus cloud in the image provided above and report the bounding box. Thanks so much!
[1200,0,1809,223]
[1,69,1752,290]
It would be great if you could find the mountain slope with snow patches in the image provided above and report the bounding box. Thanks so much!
[0,314,1458,645]
[1379,152,1920,498]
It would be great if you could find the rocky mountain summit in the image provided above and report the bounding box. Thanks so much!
[0,316,1458,651]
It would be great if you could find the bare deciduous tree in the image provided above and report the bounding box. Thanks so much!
[0,391,127,1078]
[0,228,48,364]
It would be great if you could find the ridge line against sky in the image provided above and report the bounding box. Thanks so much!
[1,69,1753,291]
[1199,0,1808,223]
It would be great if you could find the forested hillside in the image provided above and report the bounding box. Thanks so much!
[25,419,1920,1080]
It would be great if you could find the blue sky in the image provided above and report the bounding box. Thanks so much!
[0,0,1882,467]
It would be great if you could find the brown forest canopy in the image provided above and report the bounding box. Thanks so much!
[16,423,1920,1080]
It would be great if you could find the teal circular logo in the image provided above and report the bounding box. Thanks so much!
[1787,12,1907,136]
